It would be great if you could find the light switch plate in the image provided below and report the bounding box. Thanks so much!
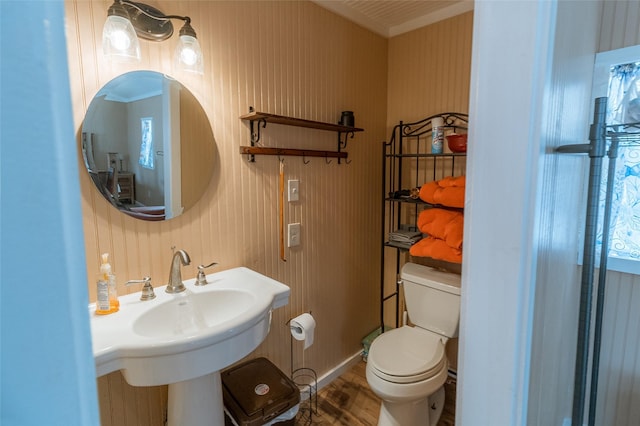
[288,223,301,247]
[288,180,300,202]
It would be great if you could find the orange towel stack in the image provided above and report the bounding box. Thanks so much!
[416,208,463,249]
[409,208,463,264]
[410,175,465,264]
[419,175,465,208]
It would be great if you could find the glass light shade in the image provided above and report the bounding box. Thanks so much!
[174,35,203,74]
[102,15,141,61]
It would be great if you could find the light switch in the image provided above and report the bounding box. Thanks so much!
[288,223,301,247]
[288,180,300,202]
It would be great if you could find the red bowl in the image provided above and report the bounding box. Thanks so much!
[446,134,468,153]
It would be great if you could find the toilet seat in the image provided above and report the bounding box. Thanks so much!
[368,326,446,384]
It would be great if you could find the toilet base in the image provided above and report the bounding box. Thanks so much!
[429,386,446,425]
[377,386,445,426]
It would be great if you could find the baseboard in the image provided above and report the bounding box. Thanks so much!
[316,350,364,392]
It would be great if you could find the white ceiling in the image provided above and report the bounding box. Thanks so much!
[311,0,474,38]
[96,71,163,103]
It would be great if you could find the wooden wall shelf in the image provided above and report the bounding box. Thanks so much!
[239,110,364,133]
[239,108,363,163]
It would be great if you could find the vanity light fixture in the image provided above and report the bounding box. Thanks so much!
[102,0,140,61]
[102,0,204,74]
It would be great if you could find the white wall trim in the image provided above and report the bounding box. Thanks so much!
[315,350,364,394]
[388,1,474,38]
[311,0,474,38]
[458,0,558,425]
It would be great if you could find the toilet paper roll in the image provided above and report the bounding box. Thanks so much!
[290,313,316,350]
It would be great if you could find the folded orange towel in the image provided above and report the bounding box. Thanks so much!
[417,208,464,250]
[438,175,466,188]
[419,175,465,208]
[409,237,463,264]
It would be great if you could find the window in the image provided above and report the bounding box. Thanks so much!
[139,117,154,170]
[593,46,640,274]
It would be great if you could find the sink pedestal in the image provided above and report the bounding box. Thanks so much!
[167,371,223,426]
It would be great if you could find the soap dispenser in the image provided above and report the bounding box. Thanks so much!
[100,253,119,313]
[95,274,110,315]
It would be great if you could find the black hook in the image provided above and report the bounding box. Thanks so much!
[302,154,310,165]
[325,153,332,164]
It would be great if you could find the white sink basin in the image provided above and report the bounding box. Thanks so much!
[132,289,255,339]
[90,266,290,386]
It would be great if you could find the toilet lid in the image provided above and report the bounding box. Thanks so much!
[368,326,446,384]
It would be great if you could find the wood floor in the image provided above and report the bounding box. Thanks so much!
[297,360,456,425]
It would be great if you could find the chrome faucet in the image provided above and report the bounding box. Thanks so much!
[126,276,155,301]
[166,249,191,293]
[195,262,218,286]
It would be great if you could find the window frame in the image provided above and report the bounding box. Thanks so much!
[139,116,154,170]
[590,45,640,275]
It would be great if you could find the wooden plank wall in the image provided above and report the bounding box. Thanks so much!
[594,2,640,424]
[529,2,640,425]
[384,12,473,368]
[65,1,388,424]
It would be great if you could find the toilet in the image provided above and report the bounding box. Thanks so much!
[366,262,461,426]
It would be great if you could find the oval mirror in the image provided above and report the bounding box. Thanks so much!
[81,71,215,221]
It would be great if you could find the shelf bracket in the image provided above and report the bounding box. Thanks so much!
[247,118,267,162]
[250,118,267,146]
[338,131,355,164]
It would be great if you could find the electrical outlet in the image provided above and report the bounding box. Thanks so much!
[288,223,301,247]
[288,180,300,202]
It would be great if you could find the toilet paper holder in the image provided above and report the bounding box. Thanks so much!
[286,311,317,425]
[288,312,315,350]
[285,310,312,325]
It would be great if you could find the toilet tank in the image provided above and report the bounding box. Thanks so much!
[401,263,462,338]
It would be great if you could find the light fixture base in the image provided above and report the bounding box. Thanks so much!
[123,1,173,41]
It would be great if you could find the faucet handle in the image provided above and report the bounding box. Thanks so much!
[195,262,218,286]
[126,276,156,301]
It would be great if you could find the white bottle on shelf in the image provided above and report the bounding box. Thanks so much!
[431,117,444,154]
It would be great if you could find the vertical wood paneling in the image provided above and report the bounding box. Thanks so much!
[387,11,473,124]
[65,1,386,424]
[523,1,603,425]
[590,3,640,425]
[527,2,640,425]
[383,13,472,336]
[598,0,640,52]
[594,271,640,426]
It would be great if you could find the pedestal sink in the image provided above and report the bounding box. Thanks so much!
[90,267,290,425]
